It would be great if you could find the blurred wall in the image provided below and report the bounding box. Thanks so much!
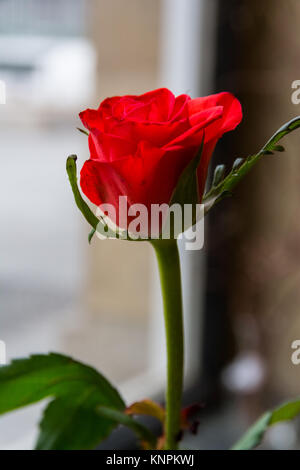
[85,0,160,319]
[63,1,161,386]
[91,0,159,97]
[218,0,300,405]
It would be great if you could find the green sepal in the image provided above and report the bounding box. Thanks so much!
[66,155,121,241]
[203,116,300,212]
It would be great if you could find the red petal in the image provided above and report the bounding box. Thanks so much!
[80,143,165,230]
[165,106,223,149]
[88,130,136,162]
[79,108,103,132]
[188,92,243,200]
[188,92,242,141]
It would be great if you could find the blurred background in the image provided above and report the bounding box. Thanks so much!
[0,0,300,450]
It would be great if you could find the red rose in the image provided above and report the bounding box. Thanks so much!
[79,88,242,232]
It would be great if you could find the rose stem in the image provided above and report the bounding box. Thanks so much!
[151,239,184,450]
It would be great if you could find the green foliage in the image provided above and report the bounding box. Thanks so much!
[0,353,128,449]
[232,397,300,450]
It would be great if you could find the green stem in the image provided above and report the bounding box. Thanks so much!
[151,239,184,450]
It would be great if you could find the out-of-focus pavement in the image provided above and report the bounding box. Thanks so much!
[0,122,150,449]
[0,123,84,448]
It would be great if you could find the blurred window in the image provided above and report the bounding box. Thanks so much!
[0,0,86,36]
[0,0,217,450]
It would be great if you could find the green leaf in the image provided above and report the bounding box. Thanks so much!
[37,398,118,450]
[231,397,300,450]
[97,406,158,449]
[0,353,125,450]
[203,116,300,212]
[231,412,272,451]
[270,398,300,425]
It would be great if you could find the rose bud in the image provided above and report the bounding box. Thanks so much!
[79,88,242,239]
